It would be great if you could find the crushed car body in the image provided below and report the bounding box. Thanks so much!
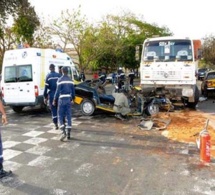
[74,79,173,117]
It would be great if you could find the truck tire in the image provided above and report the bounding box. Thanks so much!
[12,106,24,113]
[203,88,208,98]
[186,85,200,109]
[81,99,95,116]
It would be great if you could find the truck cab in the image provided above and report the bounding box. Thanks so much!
[140,37,201,108]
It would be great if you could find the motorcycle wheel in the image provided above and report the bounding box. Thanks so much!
[145,103,159,116]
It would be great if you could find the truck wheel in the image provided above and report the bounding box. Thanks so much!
[145,103,159,116]
[203,88,208,98]
[12,106,24,113]
[81,99,95,116]
[187,85,200,109]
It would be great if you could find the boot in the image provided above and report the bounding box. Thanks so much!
[0,163,12,179]
[67,132,71,140]
[59,126,66,141]
[67,128,71,140]
[54,123,59,130]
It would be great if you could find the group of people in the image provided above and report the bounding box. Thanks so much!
[43,64,75,141]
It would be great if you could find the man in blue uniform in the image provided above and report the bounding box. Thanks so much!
[43,64,61,129]
[0,100,12,178]
[53,66,75,141]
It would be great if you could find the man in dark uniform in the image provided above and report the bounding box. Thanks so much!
[43,64,61,129]
[53,66,75,141]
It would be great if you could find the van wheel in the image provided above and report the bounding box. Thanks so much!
[81,99,95,116]
[12,106,24,113]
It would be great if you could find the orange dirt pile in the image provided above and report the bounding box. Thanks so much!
[159,110,215,158]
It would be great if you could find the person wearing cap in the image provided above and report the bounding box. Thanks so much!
[43,64,61,130]
[112,89,131,120]
[53,66,75,141]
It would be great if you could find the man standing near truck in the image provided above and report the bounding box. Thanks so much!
[44,64,61,130]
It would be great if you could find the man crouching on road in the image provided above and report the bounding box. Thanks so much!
[112,89,131,120]
[53,66,75,141]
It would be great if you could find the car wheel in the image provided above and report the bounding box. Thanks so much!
[81,99,95,116]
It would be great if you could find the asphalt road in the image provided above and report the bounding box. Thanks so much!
[1,81,215,195]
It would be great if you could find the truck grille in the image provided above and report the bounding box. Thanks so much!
[152,71,181,80]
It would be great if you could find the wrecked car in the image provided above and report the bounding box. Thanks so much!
[74,79,173,117]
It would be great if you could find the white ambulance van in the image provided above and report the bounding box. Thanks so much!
[1,48,80,113]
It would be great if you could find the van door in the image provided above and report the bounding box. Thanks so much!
[3,64,35,105]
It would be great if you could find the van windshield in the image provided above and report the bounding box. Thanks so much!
[4,65,33,83]
[58,66,80,81]
[71,66,80,81]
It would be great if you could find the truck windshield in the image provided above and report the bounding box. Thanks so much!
[4,65,33,83]
[142,40,193,62]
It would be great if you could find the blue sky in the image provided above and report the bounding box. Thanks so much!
[29,0,214,40]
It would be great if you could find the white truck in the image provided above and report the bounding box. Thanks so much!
[1,47,80,113]
[140,36,201,108]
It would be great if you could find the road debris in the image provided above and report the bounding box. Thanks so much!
[138,117,171,131]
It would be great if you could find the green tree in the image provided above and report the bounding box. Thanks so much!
[0,0,39,70]
[42,9,172,73]
[48,6,92,70]
[33,19,54,48]
[0,24,16,71]
[0,0,20,22]
[12,0,40,46]
[202,35,215,67]
[87,12,172,72]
